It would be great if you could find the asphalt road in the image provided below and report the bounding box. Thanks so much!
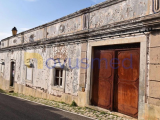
[0,93,92,120]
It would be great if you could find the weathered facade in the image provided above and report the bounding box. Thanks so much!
[0,0,160,119]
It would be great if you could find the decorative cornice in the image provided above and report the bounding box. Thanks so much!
[1,12,160,52]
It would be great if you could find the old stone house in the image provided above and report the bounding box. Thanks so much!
[0,0,160,119]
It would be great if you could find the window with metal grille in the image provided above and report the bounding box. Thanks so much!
[54,69,63,87]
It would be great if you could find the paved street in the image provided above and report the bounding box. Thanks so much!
[0,93,92,120]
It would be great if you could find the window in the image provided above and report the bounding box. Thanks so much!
[55,69,63,87]
[26,67,33,81]
[0,64,1,73]
[83,14,88,29]
[51,59,66,92]
[29,34,34,42]
[1,62,4,74]
[154,0,160,12]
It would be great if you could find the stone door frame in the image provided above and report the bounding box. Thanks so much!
[86,35,147,119]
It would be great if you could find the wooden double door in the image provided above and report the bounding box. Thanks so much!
[91,44,140,118]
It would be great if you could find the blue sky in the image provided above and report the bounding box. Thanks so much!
[0,0,105,40]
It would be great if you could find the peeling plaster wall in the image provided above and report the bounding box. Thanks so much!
[47,16,83,38]
[3,52,10,81]
[9,35,22,46]
[0,43,81,96]
[24,28,44,43]
[1,40,8,48]
[65,44,81,96]
[89,0,149,29]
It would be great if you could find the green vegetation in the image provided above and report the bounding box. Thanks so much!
[70,100,77,107]
[0,89,5,93]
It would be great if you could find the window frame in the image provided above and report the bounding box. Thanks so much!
[54,68,63,87]
[51,60,66,92]
[0,60,5,75]
[25,66,33,83]
[154,0,160,13]
[1,64,4,73]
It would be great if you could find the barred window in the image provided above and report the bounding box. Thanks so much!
[54,69,63,87]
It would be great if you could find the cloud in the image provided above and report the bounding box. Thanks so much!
[0,32,11,40]
[20,28,30,31]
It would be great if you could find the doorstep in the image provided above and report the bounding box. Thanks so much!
[86,105,137,120]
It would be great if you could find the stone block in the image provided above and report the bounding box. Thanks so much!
[28,87,33,96]
[72,96,78,105]
[79,73,86,87]
[149,81,160,98]
[48,94,54,100]
[80,66,87,74]
[31,89,36,97]
[150,32,160,47]
[81,43,87,52]
[46,93,50,100]
[64,94,72,104]
[25,87,30,96]
[148,97,160,106]
[0,77,3,89]
[78,91,86,107]
[3,80,10,90]
[149,47,160,64]
[22,86,26,95]
[1,79,5,90]
[18,84,24,94]
[14,83,18,93]
[35,91,42,98]
[144,103,160,120]
[81,52,87,59]
[80,52,87,74]
[149,65,160,81]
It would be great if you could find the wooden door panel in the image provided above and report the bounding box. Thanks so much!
[92,50,115,110]
[118,50,139,81]
[117,83,139,114]
[98,80,111,108]
[114,49,140,118]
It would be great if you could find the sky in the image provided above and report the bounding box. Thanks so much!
[0,0,106,40]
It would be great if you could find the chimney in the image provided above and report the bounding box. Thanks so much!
[12,27,17,36]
